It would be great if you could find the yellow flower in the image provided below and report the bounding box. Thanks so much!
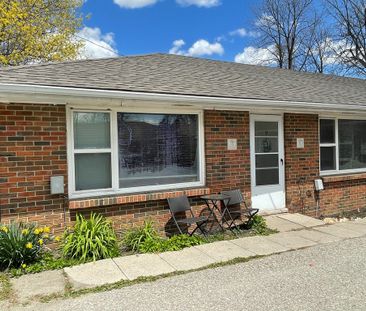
[25,242,33,249]
[22,264,27,269]
[55,236,61,242]
[44,234,49,239]
[43,226,50,233]
[38,239,43,246]
[1,226,8,233]
[34,228,40,235]
[22,229,29,235]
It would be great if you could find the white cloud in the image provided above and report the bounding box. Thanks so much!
[78,27,118,59]
[169,39,186,55]
[113,0,158,9]
[229,28,248,37]
[188,39,224,56]
[235,45,275,65]
[176,0,221,8]
[229,28,260,38]
[169,39,224,57]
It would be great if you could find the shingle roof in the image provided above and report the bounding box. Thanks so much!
[0,53,365,106]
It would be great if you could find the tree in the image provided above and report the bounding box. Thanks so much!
[0,0,84,66]
[254,0,318,70]
[326,0,366,76]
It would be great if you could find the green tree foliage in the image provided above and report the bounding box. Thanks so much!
[0,0,84,66]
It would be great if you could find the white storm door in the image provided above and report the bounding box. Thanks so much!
[250,115,285,211]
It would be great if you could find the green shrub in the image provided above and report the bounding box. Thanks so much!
[0,222,52,270]
[63,213,119,262]
[248,215,269,235]
[123,220,159,252]
[123,221,204,253]
[162,234,204,251]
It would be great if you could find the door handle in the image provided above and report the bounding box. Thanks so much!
[280,158,284,165]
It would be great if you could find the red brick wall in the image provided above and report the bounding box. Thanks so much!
[284,113,366,217]
[3,104,366,235]
[0,103,68,233]
[284,113,319,214]
[204,110,251,200]
[1,104,252,235]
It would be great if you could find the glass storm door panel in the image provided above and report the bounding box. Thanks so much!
[250,115,285,211]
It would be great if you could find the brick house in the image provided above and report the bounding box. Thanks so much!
[1,54,366,235]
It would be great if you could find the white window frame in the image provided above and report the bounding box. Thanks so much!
[319,116,366,176]
[67,106,205,199]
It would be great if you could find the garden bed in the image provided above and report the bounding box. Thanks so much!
[0,214,276,279]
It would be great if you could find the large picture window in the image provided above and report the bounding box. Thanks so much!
[118,113,199,188]
[69,109,203,197]
[320,118,366,173]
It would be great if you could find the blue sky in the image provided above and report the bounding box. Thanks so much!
[79,0,261,63]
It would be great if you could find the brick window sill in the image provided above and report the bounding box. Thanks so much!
[322,172,366,183]
[68,187,211,210]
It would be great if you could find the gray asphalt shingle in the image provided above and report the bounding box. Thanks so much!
[0,53,365,107]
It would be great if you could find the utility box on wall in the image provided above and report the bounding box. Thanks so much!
[50,176,64,195]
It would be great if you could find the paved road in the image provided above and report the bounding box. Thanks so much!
[11,236,366,311]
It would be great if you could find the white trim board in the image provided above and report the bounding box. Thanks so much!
[1,83,366,115]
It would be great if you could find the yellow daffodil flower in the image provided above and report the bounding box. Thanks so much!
[22,229,29,235]
[55,236,61,242]
[25,242,33,249]
[22,264,27,269]
[43,227,50,233]
[38,239,43,246]
[1,226,8,233]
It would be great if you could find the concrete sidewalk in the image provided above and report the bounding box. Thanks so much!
[8,213,366,304]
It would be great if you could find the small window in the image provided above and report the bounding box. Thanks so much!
[319,118,366,174]
[320,119,335,144]
[319,119,336,171]
[73,112,112,191]
[339,120,366,170]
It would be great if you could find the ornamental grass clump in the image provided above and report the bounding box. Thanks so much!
[62,213,119,262]
[0,222,52,270]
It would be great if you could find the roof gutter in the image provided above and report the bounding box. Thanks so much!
[0,83,365,114]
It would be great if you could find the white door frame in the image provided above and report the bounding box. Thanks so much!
[250,114,286,211]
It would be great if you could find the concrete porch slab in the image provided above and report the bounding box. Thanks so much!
[194,240,255,262]
[159,246,216,271]
[314,224,364,239]
[11,270,65,302]
[292,229,342,244]
[230,235,290,256]
[113,254,176,280]
[264,215,305,232]
[277,213,325,228]
[266,232,317,249]
[64,258,127,290]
